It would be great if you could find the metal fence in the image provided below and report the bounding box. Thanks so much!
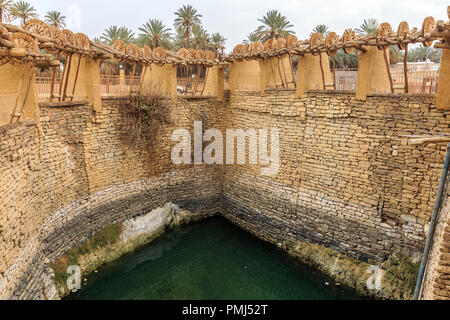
[390,70,439,94]
[34,68,440,100]
[334,69,358,91]
[35,76,89,102]
[331,69,439,94]
[100,75,141,98]
[35,76,61,101]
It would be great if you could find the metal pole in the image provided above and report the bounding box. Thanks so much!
[413,143,450,299]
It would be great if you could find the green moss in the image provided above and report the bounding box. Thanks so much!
[50,223,123,292]
[89,223,122,250]
[288,242,416,300]
[50,248,79,288]
[382,253,420,293]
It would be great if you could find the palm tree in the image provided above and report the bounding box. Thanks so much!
[210,32,226,55]
[100,26,135,45]
[100,26,122,44]
[118,27,135,44]
[356,18,379,36]
[311,24,329,36]
[191,24,209,49]
[9,0,37,25]
[172,26,188,50]
[138,19,172,49]
[174,5,202,48]
[243,31,260,43]
[407,45,442,63]
[44,11,66,28]
[255,10,295,41]
[389,46,403,64]
[334,49,359,69]
[0,0,12,24]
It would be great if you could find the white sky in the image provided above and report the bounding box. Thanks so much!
[24,0,448,52]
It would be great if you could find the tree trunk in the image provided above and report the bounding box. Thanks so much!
[186,23,190,48]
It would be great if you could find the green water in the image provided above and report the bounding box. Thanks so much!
[68,217,362,300]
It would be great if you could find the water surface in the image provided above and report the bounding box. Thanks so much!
[69,217,362,300]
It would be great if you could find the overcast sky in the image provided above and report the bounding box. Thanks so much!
[25,0,447,52]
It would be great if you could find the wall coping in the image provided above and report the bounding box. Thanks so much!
[38,100,89,108]
[0,119,35,133]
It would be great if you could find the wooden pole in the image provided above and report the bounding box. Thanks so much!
[382,47,394,94]
[70,54,82,101]
[187,65,192,94]
[11,69,25,122]
[49,52,60,101]
[139,65,148,94]
[332,55,337,90]
[403,44,409,93]
[277,57,286,88]
[409,136,450,145]
[17,69,34,118]
[192,65,201,95]
[200,66,209,96]
[318,53,326,90]
[59,53,73,101]
[269,59,278,88]
[289,55,296,88]
[129,63,137,95]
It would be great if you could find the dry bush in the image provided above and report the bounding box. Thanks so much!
[119,83,172,146]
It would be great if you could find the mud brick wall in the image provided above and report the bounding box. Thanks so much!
[222,90,449,262]
[0,97,225,299]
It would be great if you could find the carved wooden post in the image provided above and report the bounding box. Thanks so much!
[0,62,39,126]
[356,47,391,100]
[436,48,450,110]
[67,56,102,112]
[296,52,332,97]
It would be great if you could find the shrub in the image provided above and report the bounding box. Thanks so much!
[119,84,171,146]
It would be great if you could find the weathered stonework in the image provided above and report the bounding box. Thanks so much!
[1,89,449,299]
[421,172,450,300]
[222,90,448,264]
[0,97,224,299]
